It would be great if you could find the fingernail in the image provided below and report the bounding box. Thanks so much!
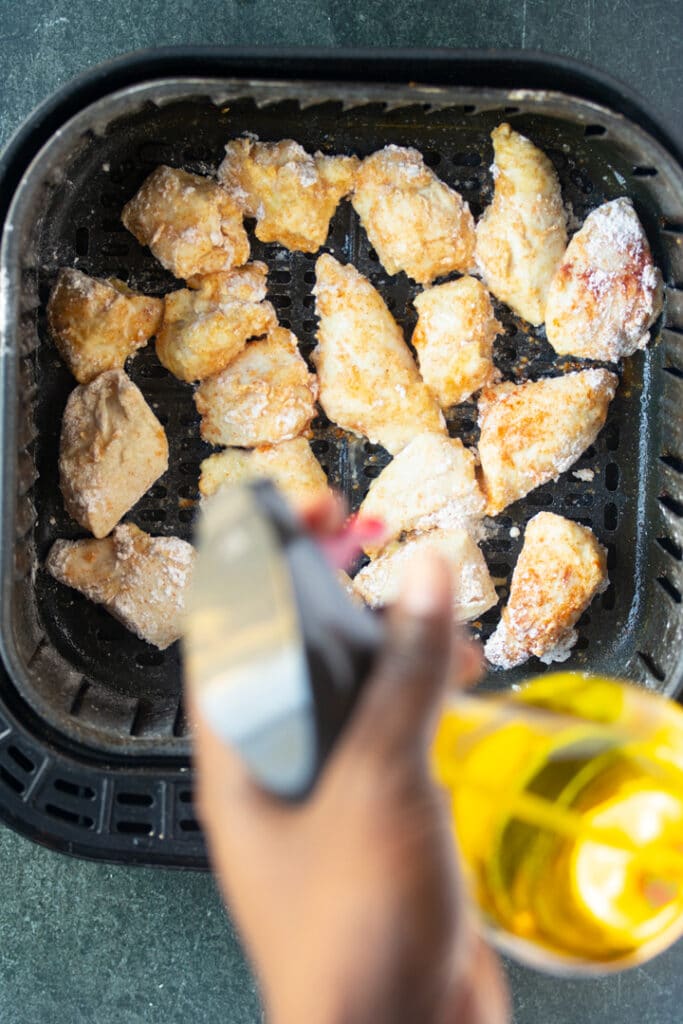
[399,551,449,617]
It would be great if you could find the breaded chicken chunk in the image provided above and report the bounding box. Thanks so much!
[485,512,607,668]
[219,138,358,252]
[156,264,276,382]
[358,433,486,557]
[313,255,445,453]
[59,370,169,538]
[121,166,249,279]
[478,369,618,515]
[195,327,318,447]
[46,524,195,650]
[47,269,163,384]
[353,528,497,622]
[412,276,502,407]
[351,145,475,284]
[545,198,663,362]
[475,124,567,325]
[199,437,330,510]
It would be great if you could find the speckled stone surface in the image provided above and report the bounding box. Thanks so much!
[1,3,682,1022]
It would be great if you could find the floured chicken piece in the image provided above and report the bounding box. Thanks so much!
[46,524,195,650]
[219,138,358,252]
[47,268,163,384]
[412,277,502,407]
[59,370,169,538]
[156,264,276,381]
[313,255,445,453]
[351,145,475,284]
[199,437,330,510]
[195,327,318,447]
[478,369,618,515]
[545,198,663,362]
[121,166,249,279]
[353,528,497,622]
[358,433,486,557]
[475,124,567,325]
[485,512,607,668]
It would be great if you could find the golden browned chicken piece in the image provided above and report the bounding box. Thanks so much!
[353,528,497,622]
[412,276,502,407]
[195,327,318,447]
[485,512,607,668]
[351,145,475,284]
[47,268,163,384]
[218,138,358,252]
[475,124,567,325]
[121,166,249,279]
[156,264,276,382]
[46,524,195,650]
[478,369,618,515]
[545,198,663,362]
[313,255,445,453]
[59,370,169,538]
[358,432,486,557]
[199,437,330,510]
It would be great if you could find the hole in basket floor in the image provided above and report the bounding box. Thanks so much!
[116,820,154,836]
[54,778,95,800]
[116,791,154,807]
[0,765,24,795]
[45,803,94,829]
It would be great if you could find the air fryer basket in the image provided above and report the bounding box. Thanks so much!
[1,56,682,864]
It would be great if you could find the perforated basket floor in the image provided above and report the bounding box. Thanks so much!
[1,55,682,864]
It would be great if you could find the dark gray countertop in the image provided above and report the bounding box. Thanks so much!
[1,2,682,1022]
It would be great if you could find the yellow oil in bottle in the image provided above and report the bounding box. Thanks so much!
[432,673,683,970]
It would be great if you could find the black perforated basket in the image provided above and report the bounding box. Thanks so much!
[0,48,682,866]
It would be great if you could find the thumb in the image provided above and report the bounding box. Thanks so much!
[344,551,454,762]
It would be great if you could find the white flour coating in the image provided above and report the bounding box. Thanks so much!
[573,468,595,482]
[414,499,486,538]
[538,631,577,665]
[582,198,644,261]
[289,158,318,187]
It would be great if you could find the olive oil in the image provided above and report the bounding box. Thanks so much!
[432,673,683,970]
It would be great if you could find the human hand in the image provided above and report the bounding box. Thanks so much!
[190,543,509,1024]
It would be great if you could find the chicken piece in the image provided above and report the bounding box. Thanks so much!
[485,512,607,668]
[59,370,169,538]
[475,124,567,325]
[412,277,502,407]
[353,528,497,623]
[351,145,475,284]
[46,524,195,650]
[219,138,358,253]
[156,264,276,382]
[199,437,330,511]
[121,166,249,279]
[313,255,445,454]
[478,369,618,516]
[195,327,318,447]
[47,268,162,384]
[358,433,486,557]
[545,198,663,362]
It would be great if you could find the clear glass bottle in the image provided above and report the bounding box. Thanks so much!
[432,672,683,972]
